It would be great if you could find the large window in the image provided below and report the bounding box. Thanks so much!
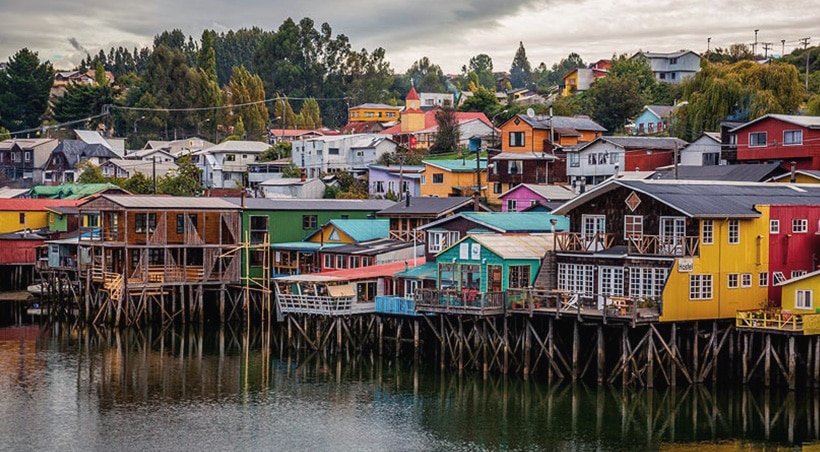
[507,160,523,174]
[749,132,767,147]
[569,153,580,167]
[135,213,157,233]
[784,130,803,145]
[428,231,460,254]
[302,215,318,230]
[689,274,713,300]
[599,266,624,297]
[624,215,643,239]
[557,263,594,295]
[250,215,268,243]
[702,220,714,245]
[797,290,813,309]
[629,267,668,299]
[374,181,384,193]
[509,131,525,147]
[323,254,334,269]
[508,265,531,288]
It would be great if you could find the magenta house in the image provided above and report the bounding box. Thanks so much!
[368,164,424,198]
[498,183,576,212]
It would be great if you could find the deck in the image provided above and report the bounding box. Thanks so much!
[736,309,820,335]
[415,289,505,316]
[277,293,375,316]
[505,288,660,324]
[375,295,423,316]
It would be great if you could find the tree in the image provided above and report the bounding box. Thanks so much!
[406,57,447,93]
[281,163,302,178]
[120,172,154,194]
[509,42,532,89]
[158,155,202,195]
[273,96,298,130]
[584,75,644,133]
[141,44,196,137]
[227,66,269,140]
[430,108,460,154]
[76,161,106,184]
[459,86,501,118]
[197,30,217,81]
[0,48,54,132]
[260,142,292,161]
[51,80,117,128]
[467,54,495,89]
[548,53,586,86]
[296,97,322,129]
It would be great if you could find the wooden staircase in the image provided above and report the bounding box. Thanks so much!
[103,273,123,302]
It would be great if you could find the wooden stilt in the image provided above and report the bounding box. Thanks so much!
[670,324,677,387]
[597,324,605,385]
[547,318,555,383]
[788,336,796,391]
[765,334,772,388]
[524,318,532,378]
[413,319,420,361]
[572,320,579,381]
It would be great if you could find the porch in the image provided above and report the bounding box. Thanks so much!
[506,288,660,324]
[415,288,505,316]
[736,309,820,335]
[554,232,699,257]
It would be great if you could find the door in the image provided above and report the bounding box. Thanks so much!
[582,214,607,251]
[660,216,685,255]
[487,265,503,292]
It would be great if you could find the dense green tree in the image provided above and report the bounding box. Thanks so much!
[548,53,586,85]
[273,96,298,129]
[459,86,501,118]
[76,161,106,184]
[141,44,196,137]
[260,142,292,161]
[158,155,202,195]
[430,107,460,154]
[584,75,643,133]
[51,82,117,128]
[0,48,54,132]
[531,62,554,91]
[227,66,269,140]
[406,57,447,93]
[120,172,154,194]
[344,47,395,108]
[509,42,532,89]
[467,54,495,89]
[281,163,302,178]
[705,44,754,64]
[197,30,218,81]
[296,97,322,129]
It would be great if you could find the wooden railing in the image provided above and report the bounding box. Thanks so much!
[277,294,356,316]
[388,230,426,243]
[506,288,654,322]
[415,288,505,315]
[554,232,615,253]
[375,296,420,316]
[736,309,820,335]
[627,235,699,257]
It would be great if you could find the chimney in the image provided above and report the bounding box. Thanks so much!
[790,161,797,184]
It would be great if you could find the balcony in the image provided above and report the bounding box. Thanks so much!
[415,288,505,316]
[388,230,426,243]
[627,235,699,257]
[375,295,422,316]
[554,232,615,253]
[736,309,820,335]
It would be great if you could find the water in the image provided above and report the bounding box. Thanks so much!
[0,323,817,451]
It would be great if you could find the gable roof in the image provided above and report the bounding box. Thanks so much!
[424,158,487,173]
[51,140,120,167]
[652,162,786,182]
[498,183,576,201]
[577,136,687,152]
[102,158,179,176]
[553,179,820,218]
[376,196,475,217]
[643,105,675,119]
[234,198,395,211]
[772,169,820,183]
[729,114,820,132]
[447,233,554,260]
[635,50,700,60]
[514,114,607,133]
[420,212,569,233]
[305,219,390,243]
[80,194,239,210]
[205,140,270,154]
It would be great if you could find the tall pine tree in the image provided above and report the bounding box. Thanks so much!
[509,42,532,89]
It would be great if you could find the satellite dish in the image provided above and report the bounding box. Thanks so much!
[526,108,535,118]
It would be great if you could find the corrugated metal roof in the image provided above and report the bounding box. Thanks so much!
[499,183,576,201]
[326,219,389,243]
[652,163,785,182]
[205,140,270,153]
[490,152,557,161]
[321,258,425,280]
[593,136,688,150]
[516,115,607,132]
[458,212,569,233]
[730,114,820,132]
[424,158,487,172]
[394,261,438,280]
[0,199,80,211]
[234,197,395,211]
[376,196,473,216]
[461,233,554,260]
[87,195,239,210]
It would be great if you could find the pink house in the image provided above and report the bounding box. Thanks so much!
[497,183,576,212]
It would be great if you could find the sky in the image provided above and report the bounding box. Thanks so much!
[1,0,818,74]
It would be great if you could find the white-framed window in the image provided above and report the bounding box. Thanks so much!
[599,266,624,297]
[557,263,594,296]
[509,131,525,147]
[506,199,517,211]
[741,273,752,288]
[432,174,444,184]
[689,274,713,300]
[624,215,643,239]
[24,151,31,162]
[427,231,460,254]
[773,272,786,285]
[583,215,606,236]
[728,219,739,244]
[493,183,502,194]
[702,220,714,245]
[374,181,384,193]
[323,254,334,269]
[420,175,426,185]
[336,254,347,269]
[797,289,813,309]
[792,270,808,279]
[770,219,780,234]
[749,132,767,147]
[759,272,769,287]
[728,273,739,289]
[660,216,685,238]
[784,130,803,145]
[507,160,523,174]
[793,219,808,233]
[628,267,668,299]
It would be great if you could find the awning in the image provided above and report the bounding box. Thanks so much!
[327,284,355,297]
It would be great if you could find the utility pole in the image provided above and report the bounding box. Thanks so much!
[753,29,760,56]
[707,37,711,54]
[762,42,772,59]
[781,40,786,58]
[800,37,811,91]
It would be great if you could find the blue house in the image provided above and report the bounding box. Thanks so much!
[632,105,674,135]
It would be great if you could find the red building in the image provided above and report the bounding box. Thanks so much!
[767,204,820,304]
[730,114,820,170]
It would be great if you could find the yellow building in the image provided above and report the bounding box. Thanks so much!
[0,199,80,234]
[348,103,401,123]
[420,159,487,198]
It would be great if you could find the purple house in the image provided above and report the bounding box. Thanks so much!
[498,183,576,212]
[368,164,424,198]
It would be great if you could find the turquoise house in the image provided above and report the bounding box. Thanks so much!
[632,105,674,135]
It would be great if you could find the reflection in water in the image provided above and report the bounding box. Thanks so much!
[0,323,818,451]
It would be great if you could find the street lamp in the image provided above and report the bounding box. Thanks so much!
[197,118,210,138]
[133,116,146,134]
[490,109,508,150]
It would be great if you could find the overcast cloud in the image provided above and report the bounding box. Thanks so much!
[0,0,817,73]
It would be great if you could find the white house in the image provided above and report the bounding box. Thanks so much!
[291,134,397,179]
[123,148,177,163]
[679,132,722,166]
[633,50,702,84]
[193,140,270,189]
[419,92,454,109]
[100,158,179,179]
[567,136,687,187]
[258,177,326,199]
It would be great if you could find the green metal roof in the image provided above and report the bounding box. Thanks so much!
[394,261,438,280]
[456,212,569,233]
[424,158,487,173]
[29,183,122,200]
[306,219,390,243]
[271,242,344,251]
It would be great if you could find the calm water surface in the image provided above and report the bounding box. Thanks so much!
[0,323,817,451]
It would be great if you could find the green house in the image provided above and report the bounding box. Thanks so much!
[232,198,395,279]
[435,233,553,293]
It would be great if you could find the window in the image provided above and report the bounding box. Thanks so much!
[793,219,808,233]
[508,265,531,288]
[250,216,268,243]
[670,73,676,80]
[302,215,318,230]
[176,214,197,234]
[728,219,739,244]
[759,272,769,287]
[432,174,444,184]
[797,290,813,309]
[323,254,334,269]
[350,256,360,268]
[135,213,157,233]
[557,263,594,295]
[728,274,739,289]
[749,132,767,147]
[329,148,340,155]
[773,272,786,285]
[428,231,460,254]
[225,154,236,162]
[507,160,522,174]
[509,131,525,147]
[362,256,373,267]
[783,130,803,145]
[660,217,685,238]
[628,267,668,299]
[506,199,517,211]
[670,58,678,65]
[689,274,713,300]
[569,153,580,167]
[624,215,643,239]
[336,254,348,269]
[493,183,502,194]
[659,73,666,80]
[420,175,426,185]
[702,220,714,245]
[792,270,808,279]
[374,181,384,193]
[599,266,624,296]
[741,273,752,288]
[249,250,265,266]
[770,220,780,234]
[24,151,31,162]
[19,212,25,224]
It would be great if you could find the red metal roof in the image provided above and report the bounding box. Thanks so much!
[406,86,420,100]
[0,199,80,211]
[321,258,426,280]
[381,111,492,135]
